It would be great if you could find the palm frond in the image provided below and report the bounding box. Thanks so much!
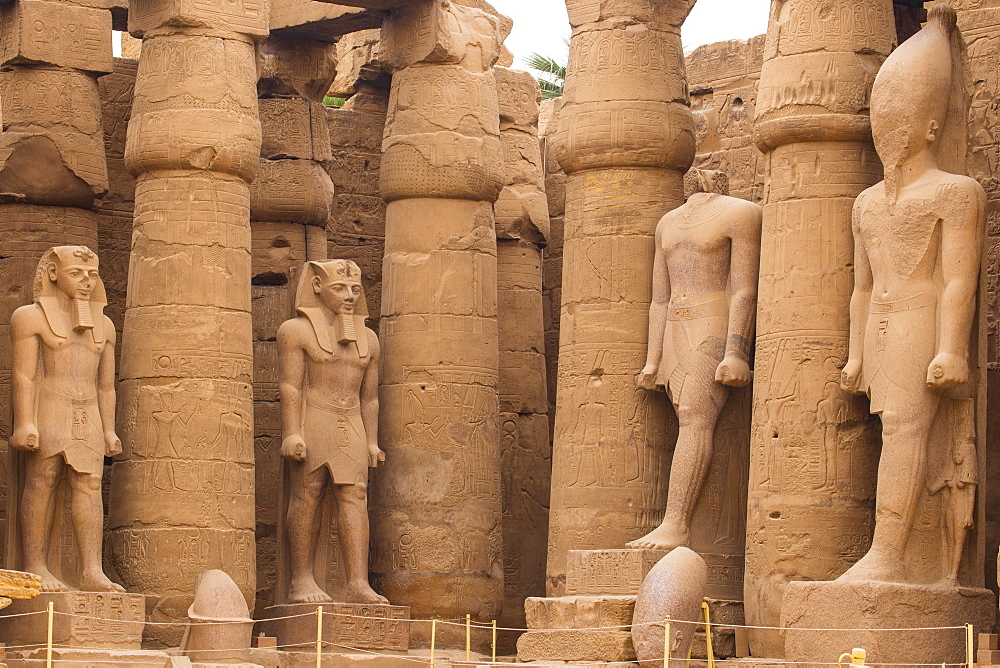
[525,52,567,81]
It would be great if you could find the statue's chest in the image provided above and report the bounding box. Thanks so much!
[661,222,729,256]
[859,196,940,277]
[304,341,364,369]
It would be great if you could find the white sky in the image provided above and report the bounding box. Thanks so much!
[492,0,772,72]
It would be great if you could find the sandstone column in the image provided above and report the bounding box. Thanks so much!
[745,0,894,654]
[0,0,110,565]
[252,35,336,610]
[494,66,551,642]
[108,0,268,644]
[947,0,1000,596]
[369,0,506,645]
[545,0,696,595]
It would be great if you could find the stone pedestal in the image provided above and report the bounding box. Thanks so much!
[782,581,996,667]
[256,602,410,652]
[518,549,742,663]
[3,648,176,668]
[0,592,144,650]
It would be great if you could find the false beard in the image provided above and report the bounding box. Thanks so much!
[73,297,94,330]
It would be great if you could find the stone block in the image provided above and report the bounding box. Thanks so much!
[566,548,668,596]
[256,603,410,651]
[782,581,997,667]
[0,0,112,73]
[128,0,268,38]
[982,634,999,651]
[260,98,330,161]
[516,629,635,662]
[0,592,144,650]
[980,649,1000,665]
[525,595,635,631]
[250,159,334,225]
[5,647,175,667]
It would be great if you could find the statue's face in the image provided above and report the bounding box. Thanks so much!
[49,262,100,301]
[314,276,361,315]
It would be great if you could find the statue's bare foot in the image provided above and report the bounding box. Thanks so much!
[345,581,388,605]
[626,523,689,551]
[36,570,69,593]
[80,570,126,593]
[288,578,334,604]
[837,551,905,584]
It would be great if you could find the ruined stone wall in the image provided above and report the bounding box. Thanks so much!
[686,36,766,204]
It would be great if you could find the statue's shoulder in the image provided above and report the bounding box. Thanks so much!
[365,326,380,353]
[10,303,45,333]
[277,316,313,345]
[934,171,985,202]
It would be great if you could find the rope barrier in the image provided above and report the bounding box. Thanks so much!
[3,604,977,634]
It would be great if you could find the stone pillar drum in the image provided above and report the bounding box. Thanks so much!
[744,0,894,655]
[545,0,696,596]
[108,0,268,645]
[370,0,506,648]
[0,0,110,567]
[494,66,551,645]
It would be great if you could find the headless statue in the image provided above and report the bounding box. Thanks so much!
[631,172,762,550]
[10,246,123,592]
[278,259,387,604]
[840,4,985,584]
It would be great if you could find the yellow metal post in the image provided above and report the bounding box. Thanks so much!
[430,618,437,668]
[492,619,497,663]
[46,600,54,668]
[968,624,975,668]
[664,619,671,668]
[315,606,323,668]
[466,613,471,661]
[702,601,715,668]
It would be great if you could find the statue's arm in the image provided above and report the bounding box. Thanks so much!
[638,221,669,389]
[10,307,40,451]
[361,331,384,467]
[718,203,762,387]
[277,320,307,461]
[842,193,872,393]
[98,317,121,456]
[929,181,986,390]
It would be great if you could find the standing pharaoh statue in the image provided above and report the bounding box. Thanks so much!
[10,246,123,592]
[277,260,387,604]
[839,4,985,584]
[631,171,762,550]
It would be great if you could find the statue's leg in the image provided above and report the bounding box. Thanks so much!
[21,454,68,591]
[332,481,387,604]
[68,468,125,592]
[840,389,940,582]
[286,463,333,603]
[627,377,729,550]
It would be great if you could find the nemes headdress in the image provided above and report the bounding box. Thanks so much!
[871,3,970,197]
[294,259,370,358]
[32,246,107,343]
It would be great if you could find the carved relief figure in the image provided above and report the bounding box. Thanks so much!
[840,4,985,583]
[278,260,387,604]
[10,246,123,592]
[927,432,977,585]
[815,381,847,491]
[631,173,763,550]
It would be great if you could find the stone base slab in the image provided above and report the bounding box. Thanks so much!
[5,648,176,667]
[782,580,996,667]
[692,598,744,660]
[516,629,635,662]
[525,595,635,630]
[0,592,144,650]
[255,602,410,652]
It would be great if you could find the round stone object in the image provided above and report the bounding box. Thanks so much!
[632,547,707,668]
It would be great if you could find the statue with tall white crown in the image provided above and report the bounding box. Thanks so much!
[781,7,996,665]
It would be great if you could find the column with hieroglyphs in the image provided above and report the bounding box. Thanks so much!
[0,0,110,565]
[493,66,551,644]
[108,0,268,644]
[251,35,336,610]
[369,0,506,647]
[544,0,696,596]
[744,0,894,655]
